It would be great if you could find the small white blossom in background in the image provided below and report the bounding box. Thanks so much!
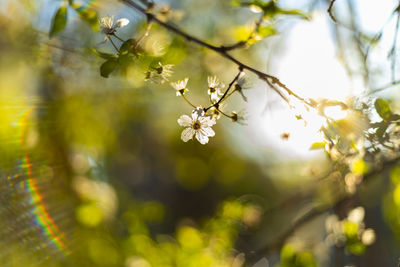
[230,110,247,125]
[347,206,365,224]
[99,16,129,36]
[234,73,251,102]
[324,206,376,253]
[171,78,189,96]
[207,76,225,103]
[361,228,376,245]
[177,107,216,145]
[145,62,174,84]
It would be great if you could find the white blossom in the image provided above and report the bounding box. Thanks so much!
[207,76,225,103]
[231,110,247,125]
[99,16,129,35]
[177,107,216,145]
[171,78,189,96]
[145,62,174,84]
[235,73,250,102]
[361,228,376,245]
[347,206,365,224]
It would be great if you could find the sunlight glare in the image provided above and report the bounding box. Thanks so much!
[246,11,353,158]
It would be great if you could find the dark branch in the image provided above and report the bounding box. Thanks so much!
[327,0,337,23]
[120,0,311,107]
[390,11,400,81]
[205,68,243,112]
[365,3,400,60]
[368,80,400,95]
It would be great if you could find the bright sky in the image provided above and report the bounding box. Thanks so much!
[243,0,397,159]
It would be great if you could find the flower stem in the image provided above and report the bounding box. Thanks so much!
[109,37,119,52]
[204,69,242,111]
[216,107,232,119]
[121,0,312,107]
[136,22,153,49]
[113,34,124,42]
[181,94,196,108]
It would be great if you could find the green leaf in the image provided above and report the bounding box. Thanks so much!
[347,241,366,255]
[231,0,241,7]
[376,123,389,140]
[277,8,309,20]
[49,5,68,38]
[374,98,391,120]
[92,49,117,60]
[310,142,326,150]
[257,25,276,38]
[118,53,134,68]
[343,221,359,238]
[120,39,136,54]
[351,158,369,175]
[100,60,118,78]
[390,113,400,121]
[72,4,99,31]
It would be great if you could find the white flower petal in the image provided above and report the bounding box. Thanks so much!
[208,76,218,88]
[100,16,114,29]
[195,131,209,144]
[191,107,204,121]
[182,77,189,87]
[114,18,129,28]
[177,115,192,127]
[210,93,220,103]
[348,207,365,223]
[181,127,195,142]
[201,127,215,137]
[199,116,215,127]
[171,78,189,91]
[205,117,216,127]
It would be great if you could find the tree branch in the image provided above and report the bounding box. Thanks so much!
[327,0,337,23]
[390,11,400,82]
[248,154,400,262]
[367,80,400,95]
[120,0,311,107]
[220,12,265,51]
[205,68,243,112]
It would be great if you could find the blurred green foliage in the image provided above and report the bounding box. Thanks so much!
[2,0,400,266]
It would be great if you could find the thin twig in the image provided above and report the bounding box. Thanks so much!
[391,11,400,81]
[221,12,265,52]
[181,94,196,108]
[205,69,243,111]
[120,0,311,107]
[216,107,232,119]
[365,3,400,60]
[136,18,153,49]
[347,0,369,86]
[112,33,124,42]
[108,37,119,52]
[367,80,400,95]
[327,0,337,23]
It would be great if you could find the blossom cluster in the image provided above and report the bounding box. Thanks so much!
[97,16,251,145]
[325,206,376,255]
[178,108,216,145]
[172,75,250,144]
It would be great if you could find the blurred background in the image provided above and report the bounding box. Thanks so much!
[1,0,400,266]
